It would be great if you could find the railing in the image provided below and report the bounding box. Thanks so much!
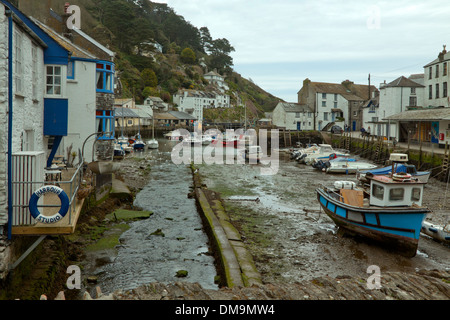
[11,161,84,227]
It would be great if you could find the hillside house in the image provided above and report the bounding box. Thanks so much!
[272,102,314,130]
[298,78,378,131]
[173,89,231,122]
[204,70,229,92]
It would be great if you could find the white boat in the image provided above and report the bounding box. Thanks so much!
[302,144,349,165]
[164,130,183,141]
[117,136,132,153]
[421,221,450,243]
[147,139,159,149]
[325,157,378,174]
[292,144,319,161]
[147,116,159,149]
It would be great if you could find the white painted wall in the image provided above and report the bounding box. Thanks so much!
[64,60,97,163]
[316,93,348,130]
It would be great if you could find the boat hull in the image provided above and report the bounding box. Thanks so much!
[316,188,429,257]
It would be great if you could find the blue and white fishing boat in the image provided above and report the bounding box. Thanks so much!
[316,173,430,257]
[356,153,430,183]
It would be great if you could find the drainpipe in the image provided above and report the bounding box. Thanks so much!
[6,6,13,240]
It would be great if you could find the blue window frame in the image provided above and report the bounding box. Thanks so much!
[96,110,115,140]
[96,61,114,93]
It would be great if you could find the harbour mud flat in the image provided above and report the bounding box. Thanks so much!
[110,145,449,300]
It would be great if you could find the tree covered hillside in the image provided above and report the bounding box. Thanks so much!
[14,0,281,118]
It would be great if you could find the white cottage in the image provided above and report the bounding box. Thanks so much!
[364,76,424,139]
[272,102,314,130]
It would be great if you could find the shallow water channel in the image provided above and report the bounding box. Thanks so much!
[87,139,449,295]
[90,140,218,294]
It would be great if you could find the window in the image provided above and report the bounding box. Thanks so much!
[32,44,38,99]
[322,101,326,107]
[322,93,326,99]
[372,184,384,200]
[444,82,448,98]
[96,110,115,140]
[444,62,448,76]
[46,65,62,96]
[429,85,433,99]
[353,111,358,116]
[323,112,328,121]
[295,112,300,118]
[308,112,312,118]
[409,96,417,106]
[411,87,416,95]
[411,188,421,202]
[334,101,337,108]
[389,188,404,201]
[436,64,440,78]
[334,94,338,101]
[14,31,23,94]
[429,67,432,79]
[96,62,114,93]
[67,60,75,80]
[436,84,440,98]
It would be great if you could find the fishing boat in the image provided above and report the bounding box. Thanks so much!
[316,174,430,257]
[356,154,431,183]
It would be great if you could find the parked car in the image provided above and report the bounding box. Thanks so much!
[330,125,343,134]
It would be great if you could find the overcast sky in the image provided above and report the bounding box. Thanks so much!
[156,0,450,102]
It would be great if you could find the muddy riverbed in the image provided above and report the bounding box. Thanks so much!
[198,150,450,285]
[80,140,449,300]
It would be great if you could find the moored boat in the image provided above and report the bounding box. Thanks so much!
[301,144,349,165]
[324,157,378,174]
[316,174,430,257]
[356,153,431,183]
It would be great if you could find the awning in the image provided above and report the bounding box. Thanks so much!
[383,107,450,121]
[331,108,343,112]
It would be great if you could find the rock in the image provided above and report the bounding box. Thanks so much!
[54,291,65,300]
[149,229,165,237]
[176,270,188,278]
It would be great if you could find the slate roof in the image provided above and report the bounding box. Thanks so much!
[114,107,138,118]
[384,107,450,121]
[277,102,312,113]
[31,17,97,60]
[169,111,197,120]
[384,76,424,88]
[308,81,377,101]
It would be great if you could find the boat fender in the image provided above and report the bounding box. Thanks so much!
[29,185,69,224]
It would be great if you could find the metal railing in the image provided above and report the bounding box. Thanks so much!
[11,162,84,227]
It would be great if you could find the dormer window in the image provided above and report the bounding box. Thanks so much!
[46,65,62,96]
[96,62,114,93]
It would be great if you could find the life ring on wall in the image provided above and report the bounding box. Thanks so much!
[392,172,412,182]
[28,185,69,224]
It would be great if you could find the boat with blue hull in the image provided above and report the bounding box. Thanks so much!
[316,176,430,257]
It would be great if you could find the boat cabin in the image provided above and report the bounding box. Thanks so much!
[368,175,426,207]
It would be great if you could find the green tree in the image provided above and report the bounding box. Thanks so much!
[180,48,196,64]
[141,68,158,87]
[209,38,235,74]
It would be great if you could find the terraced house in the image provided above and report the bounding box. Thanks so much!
[0,0,116,279]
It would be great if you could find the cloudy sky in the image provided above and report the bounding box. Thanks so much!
[156,0,450,102]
